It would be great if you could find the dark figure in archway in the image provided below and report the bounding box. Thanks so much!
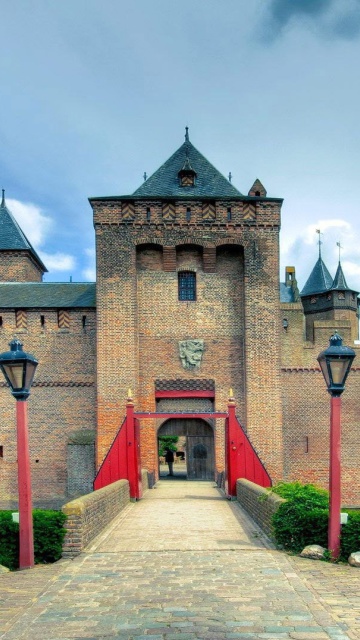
[165,447,174,476]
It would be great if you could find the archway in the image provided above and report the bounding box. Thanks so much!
[158,418,215,480]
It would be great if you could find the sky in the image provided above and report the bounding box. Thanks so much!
[1,0,360,291]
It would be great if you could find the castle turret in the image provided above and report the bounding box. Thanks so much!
[0,190,47,282]
[300,253,359,343]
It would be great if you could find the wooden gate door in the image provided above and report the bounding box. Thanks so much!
[187,436,214,480]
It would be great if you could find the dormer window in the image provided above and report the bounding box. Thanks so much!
[178,156,197,187]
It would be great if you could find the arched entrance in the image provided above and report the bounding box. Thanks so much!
[158,418,215,480]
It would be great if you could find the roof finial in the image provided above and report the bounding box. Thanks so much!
[1,189,5,208]
[185,126,189,142]
[143,172,147,182]
[336,241,342,263]
[316,229,323,258]
[228,172,232,183]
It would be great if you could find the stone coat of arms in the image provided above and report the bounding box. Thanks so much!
[179,339,204,370]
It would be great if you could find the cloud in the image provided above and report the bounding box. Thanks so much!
[281,218,360,291]
[38,252,76,272]
[82,248,96,282]
[264,0,360,41]
[7,198,52,247]
[6,198,76,275]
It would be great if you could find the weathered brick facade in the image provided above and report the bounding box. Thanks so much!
[0,134,359,509]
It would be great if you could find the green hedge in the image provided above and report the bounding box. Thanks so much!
[270,482,360,561]
[271,482,329,553]
[0,510,67,570]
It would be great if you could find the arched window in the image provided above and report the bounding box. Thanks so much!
[178,271,196,301]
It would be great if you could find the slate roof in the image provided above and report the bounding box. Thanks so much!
[0,197,48,272]
[0,283,96,308]
[331,262,351,291]
[300,257,334,296]
[132,138,243,198]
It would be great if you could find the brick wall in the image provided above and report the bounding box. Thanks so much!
[0,252,43,282]
[0,308,96,509]
[236,478,285,539]
[92,197,283,487]
[62,479,130,556]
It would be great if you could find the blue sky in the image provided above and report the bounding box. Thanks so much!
[1,0,360,290]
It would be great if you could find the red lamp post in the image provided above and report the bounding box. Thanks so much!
[0,339,38,569]
[317,331,355,560]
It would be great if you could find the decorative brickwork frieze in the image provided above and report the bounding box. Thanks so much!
[155,379,215,391]
[202,202,216,221]
[15,309,27,329]
[58,309,70,329]
[162,203,176,221]
[243,202,256,221]
[121,202,135,221]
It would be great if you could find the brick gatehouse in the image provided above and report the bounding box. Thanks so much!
[1,130,359,508]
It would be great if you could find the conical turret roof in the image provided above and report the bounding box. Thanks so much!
[0,192,47,272]
[331,262,350,291]
[300,256,333,296]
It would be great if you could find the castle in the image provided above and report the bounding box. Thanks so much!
[1,130,359,509]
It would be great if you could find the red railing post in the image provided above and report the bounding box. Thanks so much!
[227,390,238,498]
[126,390,139,500]
[329,395,341,560]
[16,400,34,569]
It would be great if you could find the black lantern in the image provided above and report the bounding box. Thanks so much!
[317,331,355,397]
[0,339,38,400]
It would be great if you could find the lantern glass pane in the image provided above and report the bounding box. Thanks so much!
[24,362,37,389]
[319,358,330,387]
[3,363,24,390]
[329,359,349,385]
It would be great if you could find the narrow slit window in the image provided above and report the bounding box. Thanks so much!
[146,207,151,221]
[40,315,45,327]
[227,207,232,222]
[82,315,87,329]
[186,207,191,222]
[178,271,196,301]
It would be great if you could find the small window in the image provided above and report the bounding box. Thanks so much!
[146,207,151,221]
[227,207,232,222]
[40,315,45,327]
[186,207,191,222]
[178,271,196,301]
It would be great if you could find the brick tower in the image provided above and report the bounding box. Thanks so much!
[90,130,284,484]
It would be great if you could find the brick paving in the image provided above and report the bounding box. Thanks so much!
[1,480,360,640]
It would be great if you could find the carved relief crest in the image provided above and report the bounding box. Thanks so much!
[179,339,204,370]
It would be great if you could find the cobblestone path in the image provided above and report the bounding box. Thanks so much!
[0,480,360,640]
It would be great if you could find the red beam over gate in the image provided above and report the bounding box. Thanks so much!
[134,412,228,419]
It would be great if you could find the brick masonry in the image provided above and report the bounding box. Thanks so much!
[1,141,360,510]
[62,471,149,557]
[236,478,285,539]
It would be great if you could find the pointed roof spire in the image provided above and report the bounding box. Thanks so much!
[248,178,267,197]
[316,229,323,258]
[300,256,333,296]
[331,261,350,291]
[1,189,5,208]
[185,126,189,142]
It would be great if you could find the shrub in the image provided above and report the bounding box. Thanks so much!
[33,510,67,564]
[0,512,19,570]
[270,482,329,553]
[0,510,67,570]
[340,510,360,561]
